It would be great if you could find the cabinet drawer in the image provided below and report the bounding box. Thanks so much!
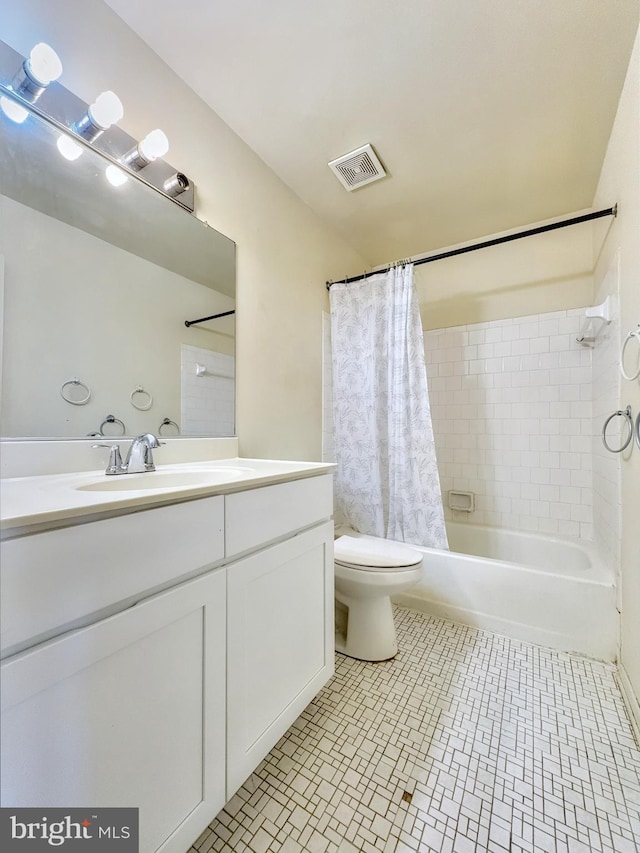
[1,495,224,657]
[225,474,333,557]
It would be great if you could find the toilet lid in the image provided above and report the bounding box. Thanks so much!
[334,535,422,570]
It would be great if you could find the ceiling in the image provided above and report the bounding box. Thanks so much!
[104,0,639,267]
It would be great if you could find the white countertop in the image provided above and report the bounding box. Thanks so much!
[1,457,335,533]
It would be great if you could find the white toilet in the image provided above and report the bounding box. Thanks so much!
[334,533,423,662]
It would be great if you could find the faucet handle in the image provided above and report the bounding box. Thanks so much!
[92,443,124,475]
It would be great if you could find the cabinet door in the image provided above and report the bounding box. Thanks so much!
[226,522,334,796]
[1,568,226,853]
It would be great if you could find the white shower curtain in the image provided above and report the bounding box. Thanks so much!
[330,264,448,549]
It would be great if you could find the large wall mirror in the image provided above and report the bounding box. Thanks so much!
[0,81,236,440]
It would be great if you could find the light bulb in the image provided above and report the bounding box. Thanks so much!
[26,43,63,85]
[105,165,128,187]
[0,96,29,123]
[138,129,169,161]
[56,134,83,161]
[88,91,123,130]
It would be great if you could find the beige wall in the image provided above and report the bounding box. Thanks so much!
[593,25,640,729]
[415,220,593,330]
[2,0,365,460]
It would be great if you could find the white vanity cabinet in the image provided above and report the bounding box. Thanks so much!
[226,523,334,793]
[0,469,334,853]
[224,476,335,792]
[0,568,227,853]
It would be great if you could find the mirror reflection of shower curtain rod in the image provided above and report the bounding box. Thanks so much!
[326,205,617,290]
[185,309,236,327]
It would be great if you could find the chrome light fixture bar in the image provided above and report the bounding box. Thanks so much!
[0,39,195,212]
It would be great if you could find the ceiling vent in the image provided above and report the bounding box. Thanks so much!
[328,143,386,191]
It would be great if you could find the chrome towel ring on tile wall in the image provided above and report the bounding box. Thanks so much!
[620,326,640,381]
[602,406,633,453]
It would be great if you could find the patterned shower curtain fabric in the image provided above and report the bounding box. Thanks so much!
[330,264,448,550]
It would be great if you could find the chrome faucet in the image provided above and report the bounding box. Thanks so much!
[124,433,163,473]
[93,433,163,475]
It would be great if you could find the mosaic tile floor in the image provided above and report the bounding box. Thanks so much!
[190,608,640,853]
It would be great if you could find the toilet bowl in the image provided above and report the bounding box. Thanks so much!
[334,534,423,662]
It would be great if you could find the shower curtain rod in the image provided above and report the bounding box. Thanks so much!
[325,205,617,290]
[185,309,236,327]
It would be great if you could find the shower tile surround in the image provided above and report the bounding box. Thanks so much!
[181,344,235,436]
[424,309,594,539]
[192,607,640,853]
[323,307,611,541]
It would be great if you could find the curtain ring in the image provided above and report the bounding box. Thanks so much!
[60,377,91,406]
[158,417,180,435]
[130,385,153,411]
[99,414,126,436]
[601,406,633,453]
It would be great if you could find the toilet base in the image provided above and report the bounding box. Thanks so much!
[334,593,398,662]
[335,633,397,662]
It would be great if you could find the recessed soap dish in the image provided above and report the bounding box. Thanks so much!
[448,490,475,512]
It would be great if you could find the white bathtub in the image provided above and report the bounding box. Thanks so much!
[394,522,618,662]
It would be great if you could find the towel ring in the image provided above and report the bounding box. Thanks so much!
[99,414,126,436]
[620,328,640,381]
[601,406,633,453]
[636,411,640,451]
[158,417,180,435]
[60,377,91,406]
[130,385,153,411]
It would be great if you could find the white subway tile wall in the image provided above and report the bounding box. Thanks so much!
[181,344,235,436]
[424,309,594,538]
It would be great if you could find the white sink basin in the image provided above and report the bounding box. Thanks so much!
[76,467,252,492]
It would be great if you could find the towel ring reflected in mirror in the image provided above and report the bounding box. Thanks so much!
[130,385,153,411]
[99,414,126,436]
[60,377,91,406]
[158,417,180,435]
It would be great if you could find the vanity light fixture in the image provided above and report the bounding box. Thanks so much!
[0,42,62,123]
[56,133,83,161]
[105,164,129,187]
[121,128,168,171]
[0,39,195,210]
[163,172,190,198]
[72,90,123,142]
[11,42,62,101]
